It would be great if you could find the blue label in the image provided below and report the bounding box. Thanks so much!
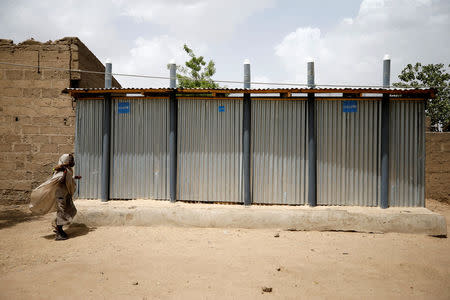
[343,100,357,113]
[118,102,130,114]
[218,105,225,112]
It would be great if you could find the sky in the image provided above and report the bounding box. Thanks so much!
[1,0,449,88]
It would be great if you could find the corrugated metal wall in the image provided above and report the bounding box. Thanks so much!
[316,100,381,206]
[74,99,103,199]
[74,97,425,207]
[251,100,308,204]
[177,99,243,202]
[110,98,169,199]
[389,101,425,207]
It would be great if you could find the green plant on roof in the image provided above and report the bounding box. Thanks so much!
[169,44,220,89]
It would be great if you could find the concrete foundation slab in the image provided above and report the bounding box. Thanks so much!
[73,199,447,236]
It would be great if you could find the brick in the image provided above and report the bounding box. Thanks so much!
[3,153,31,162]
[42,88,61,98]
[54,107,76,117]
[39,126,60,135]
[13,144,31,152]
[0,189,30,205]
[0,126,13,135]
[22,125,40,134]
[0,161,16,170]
[4,170,29,181]
[32,170,51,181]
[13,181,32,191]
[25,162,51,172]
[59,126,75,135]
[41,50,70,60]
[51,79,70,89]
[43,70,68,80]
[48,117,64,126]
[4,134,21,143]
[50,135,72,144]
[16,116,32,125]
[31,152,60,162]
[39,106,62,116]
[24,70,44,80]
[0,96,31,106]
[23,88,41,98]
[0,181,14,190]
[0,144,12,152]
[31,144,40,154]
[38,98,53,106]
[57,144,75,153]
[30,80,54,88]
[1,87,23,97]
[39,143,59,153]
[13,97,39,107]
[0,80,21,88]
[32,116,51,125]
[29,134,50,144]
[3,105,40,117]
[5,69,24,80]
[52,97,72,108]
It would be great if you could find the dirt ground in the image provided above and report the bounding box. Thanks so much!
[0,200,449,300]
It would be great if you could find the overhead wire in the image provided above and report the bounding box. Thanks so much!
[0,61,443,89]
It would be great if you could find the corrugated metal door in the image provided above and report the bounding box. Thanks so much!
[316,100,381,206]
[110,98,169,199]
[251,100,308,204]
[177,99,243,202]
[389,101,425,207]
[74,99,103,199]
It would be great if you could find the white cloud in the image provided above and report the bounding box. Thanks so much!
[0,0,123,55]
[275,0,450,86]
[0,0,276,88]
[114,35,198,87]
[114,0,276,41]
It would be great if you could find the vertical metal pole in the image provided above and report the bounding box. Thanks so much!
[243,59,251,205]
[105,60,112,89]
[101,60,112,202]
[380,55,391,209]
[243,59,251,89]
[169,62,178,202]
[307,60,317,207]
[169,61,176,89]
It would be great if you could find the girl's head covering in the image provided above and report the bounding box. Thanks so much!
[57,154,74,166]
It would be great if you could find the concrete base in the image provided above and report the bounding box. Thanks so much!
[73,200,447,236]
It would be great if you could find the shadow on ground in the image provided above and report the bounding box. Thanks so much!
[0,206,42,229]
[42,223,96,240]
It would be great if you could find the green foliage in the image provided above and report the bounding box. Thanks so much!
[171,44,220,89]
[393,63,450,131]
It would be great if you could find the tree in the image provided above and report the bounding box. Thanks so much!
[171,44,220,89]
[393,63,450,131]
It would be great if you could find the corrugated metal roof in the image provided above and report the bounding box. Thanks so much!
[64,87,435,98]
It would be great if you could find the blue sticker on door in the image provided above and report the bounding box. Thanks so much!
[118,102,130,114]
[343,100,357,113]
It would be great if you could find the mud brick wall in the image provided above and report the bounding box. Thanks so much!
[0,37,120,205]
[426,132,450,204]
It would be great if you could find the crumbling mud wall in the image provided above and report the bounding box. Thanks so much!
[426,132,450,204]
[0,37,120,204]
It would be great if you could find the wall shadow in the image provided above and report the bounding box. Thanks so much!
[0,206,42,229]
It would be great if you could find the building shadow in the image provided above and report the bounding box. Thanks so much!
[0,206,42,229]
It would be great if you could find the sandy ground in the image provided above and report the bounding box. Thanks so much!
[0,200,449,300]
